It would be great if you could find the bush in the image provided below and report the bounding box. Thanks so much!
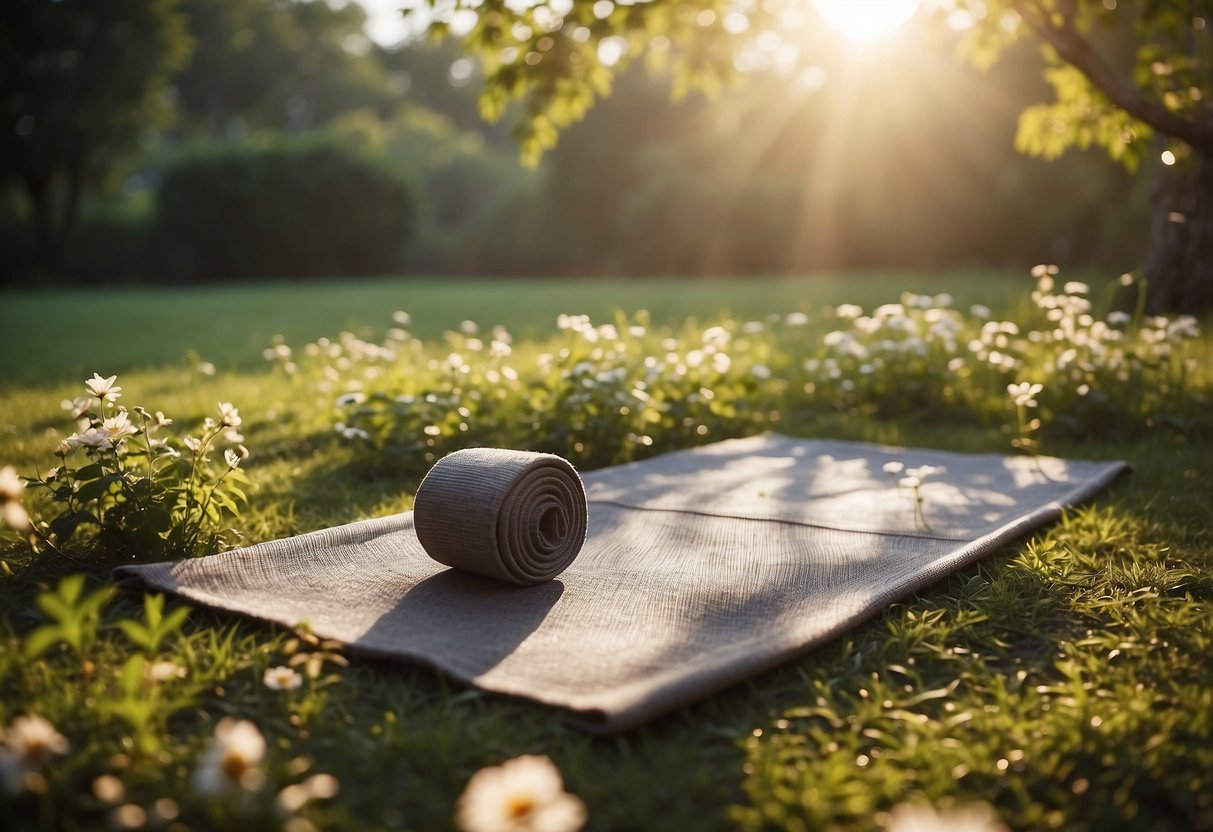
[153,139,419,281]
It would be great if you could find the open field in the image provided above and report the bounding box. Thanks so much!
[1,271,1041,386]
[0,271,1210,831]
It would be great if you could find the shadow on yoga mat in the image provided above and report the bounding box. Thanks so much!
[114,434,1128,733]
[354,571,565,676]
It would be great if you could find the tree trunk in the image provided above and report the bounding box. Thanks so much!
[23,175,60,274]
[1141,152,1213,314]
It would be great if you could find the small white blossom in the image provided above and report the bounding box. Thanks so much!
[84,373,122,402]
[0,715,71,795]
[72,428,114,451]
[263,666,303,691]
[217,402,242,428]
[1106,311,1131,326]
[882,462,904,476]
[224,449,243,469]
[101,411,138,445]
[191,718,266,795]
[906,464,943,480]
[1063,281,1090,295]
[1,466,32,533]
[183,436,202,453]
[456,755,586,832]
[899,476,922,489]
[969,304,991,319]
[148,661,187,683]
[751,364,772,380]
[1007,382,1044,408]
[885,801,1007,832]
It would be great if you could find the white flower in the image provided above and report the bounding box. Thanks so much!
[456,755,586,832]
[153,411,173,429]
[85,373,121,402]
[461,320,479,335]
[906,464,943,480]
[785,312,809,326]
[1,466,31,533]
[751,364,772,380]
[0,715,70,794]
[882,461,904,476]
[392,310,412,326]
[72,428,114,451]
[277,773,341,813]
[1007,381,1044,408]
[969,304,991,319]
[183,436,202,453]
[217,402,242,428]
[263,666,303,691]
[62,396,92,419]
[341,427,371,441]
[101,411,138,445]
[224,449,243,469]
[1106,311,1131,326]
[147,661,187,682]
[899,476,922,489]
[885,801,1007,832]
[1064,281,1090,295]
[835,303,863,319]
[191,718,266,795]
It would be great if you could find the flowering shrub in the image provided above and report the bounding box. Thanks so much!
[13,374,253,562]
[269,268,1207,473]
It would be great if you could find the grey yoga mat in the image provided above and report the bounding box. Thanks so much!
[114,434,1128,733]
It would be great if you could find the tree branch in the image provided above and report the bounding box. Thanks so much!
[1017,1,1213,156]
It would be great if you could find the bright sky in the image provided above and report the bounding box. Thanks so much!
[352,0,417,46]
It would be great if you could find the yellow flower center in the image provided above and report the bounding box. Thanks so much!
[505,794,536,820]
[221,751,249,783]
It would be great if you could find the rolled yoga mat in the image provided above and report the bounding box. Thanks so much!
[412,448,588,585]
[114,434,1129,733]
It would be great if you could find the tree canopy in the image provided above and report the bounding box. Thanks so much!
[416,0,1213,310]
[0,0,192,270]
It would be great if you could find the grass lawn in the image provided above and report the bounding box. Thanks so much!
[0,271,1210,831]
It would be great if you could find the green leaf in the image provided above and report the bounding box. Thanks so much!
[49,510,98,543]
[117,620,154,651]
[23,625,64,659]
[75,474,121,503]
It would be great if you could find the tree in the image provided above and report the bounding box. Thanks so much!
[173,0,394,136]
[0,0,192,272]
[412,0,1213,312]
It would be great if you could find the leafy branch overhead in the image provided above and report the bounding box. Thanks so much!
[415,0,1212,167]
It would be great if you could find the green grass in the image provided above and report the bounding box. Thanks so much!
[0,272,1210,831]
[0,270,1032,386]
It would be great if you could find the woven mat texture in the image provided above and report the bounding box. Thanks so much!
[114,434,1127,732]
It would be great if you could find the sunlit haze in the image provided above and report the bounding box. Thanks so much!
[811,0,922,42]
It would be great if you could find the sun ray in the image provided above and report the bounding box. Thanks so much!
[811,0,922,43]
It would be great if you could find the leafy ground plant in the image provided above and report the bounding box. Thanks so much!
[0,272,1209,830]
[13,375,252,564]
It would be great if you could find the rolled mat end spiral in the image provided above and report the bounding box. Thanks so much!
[413,448,588,585]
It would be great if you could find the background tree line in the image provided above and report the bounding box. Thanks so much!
[0,0,1156,287]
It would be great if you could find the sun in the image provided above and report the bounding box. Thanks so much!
[811,0,922,43]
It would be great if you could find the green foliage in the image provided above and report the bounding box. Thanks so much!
[173,0,394,135]
[0,275,1210,830]
[153,139,420,281]
[273,269,1208,479]
[1016,64,1151,171]
[116,593,192,654]
[22,573,110,660]
[19,377,253,563]
[0,0,192,267]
